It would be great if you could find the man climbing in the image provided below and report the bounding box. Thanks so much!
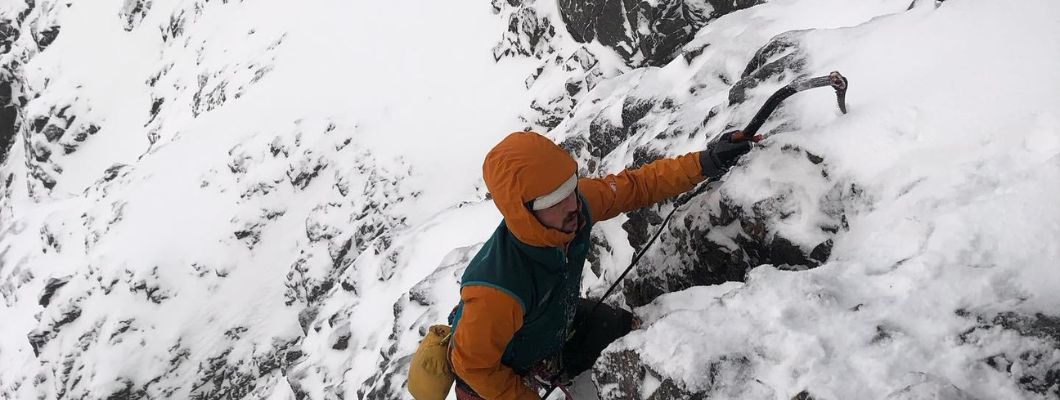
[448,130,751,400]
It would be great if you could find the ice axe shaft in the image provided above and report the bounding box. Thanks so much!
[732,71,848,142]
[542,71,850,400]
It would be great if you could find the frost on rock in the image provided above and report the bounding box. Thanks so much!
[572,0,1060,398]
[957,311,1060,397]
[557,0,758,67]
[492,0,557,61]
[594,348,775,400]
[287,244,478,400]
[622,143,862,307]
[0,0,80,196]
[3,0,1060,399]
[119,0,152,32]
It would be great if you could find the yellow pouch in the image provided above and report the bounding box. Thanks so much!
[408,325,455,400]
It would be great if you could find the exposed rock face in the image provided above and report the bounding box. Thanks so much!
[502,0,766,135]
[594,349,775,399]
[1,3,30,168]
[728,30,808,106]
[557,0,760,67]
[1,1,416,398]
[287,244,479,400]
[622,143,862,307]
[527,28,849,308]
[119,0,152,31]
[492,0,557,61]
[958,311,1060,397]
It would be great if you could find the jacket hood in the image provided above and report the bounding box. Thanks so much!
[483,132,578,248]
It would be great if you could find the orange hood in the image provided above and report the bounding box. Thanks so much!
[483,132,578,248]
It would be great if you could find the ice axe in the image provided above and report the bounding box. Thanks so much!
[732,71,848,142]
[540,71,849,399]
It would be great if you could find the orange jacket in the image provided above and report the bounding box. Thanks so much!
[452,132,705,400]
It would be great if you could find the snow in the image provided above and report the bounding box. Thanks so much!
[609,0,1060,398]
[3,0,1060,399]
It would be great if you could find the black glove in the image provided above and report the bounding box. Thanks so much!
[699,130,752,180]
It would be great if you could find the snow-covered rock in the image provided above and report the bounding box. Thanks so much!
[2,0,1059,399]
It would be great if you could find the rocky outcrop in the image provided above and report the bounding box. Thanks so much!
[492,0,557,61]
[287,244,480,400]
[594,349,776,399]
[119,0,152,31]
[958,311,1060,397]
[557,0,760,67]
[1,2,31,166]
[728,30,808,106]
[1,0,106,195]
[622,144,862,307]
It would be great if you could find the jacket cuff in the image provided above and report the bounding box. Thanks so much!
[698,150,723,180]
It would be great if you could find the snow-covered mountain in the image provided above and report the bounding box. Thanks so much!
[2,0,1058,399]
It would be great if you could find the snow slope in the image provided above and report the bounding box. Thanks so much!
[2,0,1059,399]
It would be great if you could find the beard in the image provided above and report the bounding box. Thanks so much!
[560,211,579,233]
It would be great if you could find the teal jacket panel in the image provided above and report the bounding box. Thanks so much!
[451,196,594,374]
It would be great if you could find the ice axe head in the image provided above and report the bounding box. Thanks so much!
[730,130,763,143]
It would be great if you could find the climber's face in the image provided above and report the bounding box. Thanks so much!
[532,190,580,233]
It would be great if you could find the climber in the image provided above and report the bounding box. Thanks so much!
[445,130,751,400]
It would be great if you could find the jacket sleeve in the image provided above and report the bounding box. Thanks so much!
[451,285,540,400]
[579,152,705,223]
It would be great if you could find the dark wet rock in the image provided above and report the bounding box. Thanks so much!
[769,235,813,267]
[729,31,809,106]
[707,0,764,15]
[148,97,163,124]
[28,304,82,356]
[809,239,833,263]
[330,330,350,350]
[31,115,47,132]
[38,276,70,307]
[359,300,412,400]
[287,156,326,189]
[297,307,319,335]
[185,337,302,399]
[1,41,21,163]
[594,348,770,399]
[27,329,52,357]
[35,25,59,50]
[191,74,228,117]
[958,311,1060,396]
[120,0,153,31]
[558,0,759,67]
[630,144,664,169]
[494,3,556,60]
[587,114,626,158]
[108,319,135,344]
[1,20,21,53]
[284,255,338,307]
[623,145,860,307]
[586,230,612,277]
[105,379,146,400]
[521,47,605,132]
[528,95,570,130]
[42,122,64,142]
[102,164,129,182]
[741,31,806,78]
[161,10,186,42]
[621,96,655,127]
[622,206,663,250]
